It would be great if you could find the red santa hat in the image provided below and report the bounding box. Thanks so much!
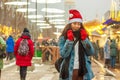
[69,9,83,24]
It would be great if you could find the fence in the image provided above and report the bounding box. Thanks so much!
[40,46,60,64]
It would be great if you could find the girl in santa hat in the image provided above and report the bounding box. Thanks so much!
[58,9,95,80]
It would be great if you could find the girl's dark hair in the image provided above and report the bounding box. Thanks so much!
[60,23,85,39]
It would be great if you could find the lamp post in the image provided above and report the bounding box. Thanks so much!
[27,0,29,29]
[35,0,37,40]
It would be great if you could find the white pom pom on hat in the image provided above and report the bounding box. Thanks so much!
[68,9,83,24]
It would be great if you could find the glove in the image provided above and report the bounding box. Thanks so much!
[80,29,88,40]
[67,30,74,41]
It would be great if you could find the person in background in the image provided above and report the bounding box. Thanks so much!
[0,36,6,79]
[58,9,94,80]
[50,39,58,46]
[92,40,99,60]
[104,37,111,68]
[6,35,14,61]
[42,39,49,46]
[42,39,50,61]
[110,39,117,68]
[34,39,41,57]
[14,28,34,80]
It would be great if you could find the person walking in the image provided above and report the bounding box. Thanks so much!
[6,35,14,61]
[103,37,111,68]
[0,36,6,79]
[14,28,34,80]
[58,9,95,80]
[110,39,117,68]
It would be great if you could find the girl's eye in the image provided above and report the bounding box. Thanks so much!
[73,22,80,25]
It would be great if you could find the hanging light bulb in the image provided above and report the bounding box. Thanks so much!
[41,8,65,13]
[4,1,30,6]
[16,8,36,12]
[31,0,61,3]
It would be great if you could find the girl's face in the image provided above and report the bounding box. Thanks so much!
[71,22,81,31]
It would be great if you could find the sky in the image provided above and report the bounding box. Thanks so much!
[74,0,111,21]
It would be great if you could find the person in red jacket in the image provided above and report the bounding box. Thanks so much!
[14,28,34,80]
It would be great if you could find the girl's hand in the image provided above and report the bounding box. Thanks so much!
[80,29,88,40]
[67,30,74,41]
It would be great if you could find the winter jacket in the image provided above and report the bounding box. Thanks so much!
[14,35,34,66]
[6,36,14,53]
[110,40,117,57]
[0,37,6,45]
[92,42,99,55]
[0,36,6,69]
[58,36,94,80]
[0,36,6,53]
